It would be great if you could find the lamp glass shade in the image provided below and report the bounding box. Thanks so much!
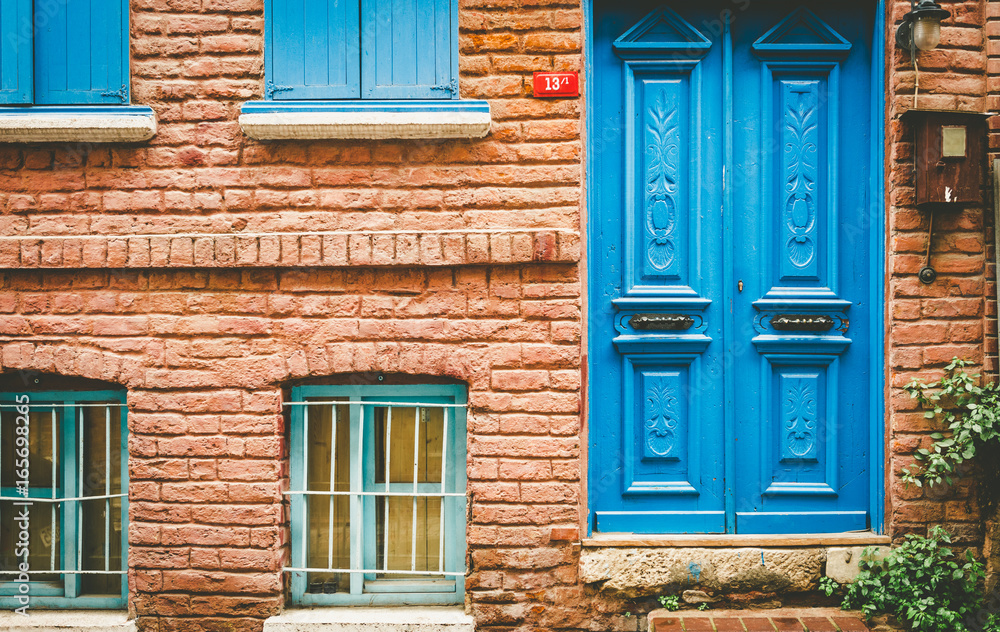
[912,16,941,50]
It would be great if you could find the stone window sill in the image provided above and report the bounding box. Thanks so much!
[0,106,157,143]
[0,610,135,632]
[263,607,475,632]
[239,100,491,140]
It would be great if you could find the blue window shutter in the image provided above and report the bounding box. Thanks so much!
[34,0,129,105]
[266,0,361,100]
[0,0,32,104]
[361,0,457,100]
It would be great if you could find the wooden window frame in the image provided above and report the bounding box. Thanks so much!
[263,0,460,101]
[0,0,131,106]
[0,390,128,610]
[287,384,467,606]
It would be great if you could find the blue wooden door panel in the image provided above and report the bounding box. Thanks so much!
[0,0,32,104]
[736,512,868,534]
[732,4,873,534]
[590,5,726,534]
[590,0,878,535]
[361,0,456,99]
[266,0,361,99]
[35,0,129,104]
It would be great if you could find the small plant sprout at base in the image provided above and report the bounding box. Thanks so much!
[818,576,839,597]
[657,595,680,611]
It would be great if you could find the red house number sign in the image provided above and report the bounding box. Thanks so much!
[533,72,579,98]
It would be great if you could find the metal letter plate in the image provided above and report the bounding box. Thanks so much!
[770,314,835,332]
[628,313,695,331]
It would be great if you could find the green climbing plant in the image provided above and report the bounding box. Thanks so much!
[902,358,1000,491]
[818,576,839,597]
[842,527,995,632]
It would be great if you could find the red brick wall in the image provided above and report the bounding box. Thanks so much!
[0,0,586,630]
[885,0,991,550]
[1,0,998,628]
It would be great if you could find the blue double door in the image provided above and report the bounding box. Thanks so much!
[589,1,879,534]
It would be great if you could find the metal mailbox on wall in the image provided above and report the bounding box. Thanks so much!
[901,109,989,208]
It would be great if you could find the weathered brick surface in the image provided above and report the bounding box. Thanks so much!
[2,0,999,628]
[0,0,585,629]
[887,0,990,552]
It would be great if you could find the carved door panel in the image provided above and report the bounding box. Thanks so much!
[589,0,876,534]
[729,4,874,534]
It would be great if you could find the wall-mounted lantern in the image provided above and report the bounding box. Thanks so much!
[901,109,990,283]
[896,0,950,52]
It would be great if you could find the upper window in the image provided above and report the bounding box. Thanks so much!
[0,390,128,609]
[264,0,459,100]
[287,383,467,606]
[0,0,130,105]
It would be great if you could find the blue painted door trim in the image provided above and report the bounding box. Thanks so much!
[585,0,886,536]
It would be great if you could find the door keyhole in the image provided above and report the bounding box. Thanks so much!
[738,280,744,293]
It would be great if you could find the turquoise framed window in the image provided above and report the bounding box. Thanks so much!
[0,390,128,609]
[287,384,467,606]
[0,0,131,105]
[264,0,459,100]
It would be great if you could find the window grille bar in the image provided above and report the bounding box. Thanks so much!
[50,409,56,573]
[282,567,464,577]
[0,493,126,503]
[284,401,463,408]
[0,569,126,575]
[439,407,448,574]
[301,404,309,570]
[411,407,420,573]
[105,405,111,572]
[382,406,391,573]
[78,407,84,576]
[0,403,127,408]
[354,400,364,589]
[327,404,337,571]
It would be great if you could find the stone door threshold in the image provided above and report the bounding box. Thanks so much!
[650,608,871,632]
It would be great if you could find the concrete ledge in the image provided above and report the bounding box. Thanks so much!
[0,106,157,143]
[239,100,491,140]
[0,230,579,269]
[263,607,474,632]
[0,611,135,632]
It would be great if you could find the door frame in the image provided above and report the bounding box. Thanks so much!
[581,0,887,536]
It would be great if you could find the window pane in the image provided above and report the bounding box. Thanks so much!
[0,406,61,586]
[373,406,444,578]
[80,405,122,596]
[0,498,61,584]
[1,408,58,490]
[305,403,350,594]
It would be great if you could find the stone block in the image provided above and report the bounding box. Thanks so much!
[824,546,890,584]
[580,547,826,597]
